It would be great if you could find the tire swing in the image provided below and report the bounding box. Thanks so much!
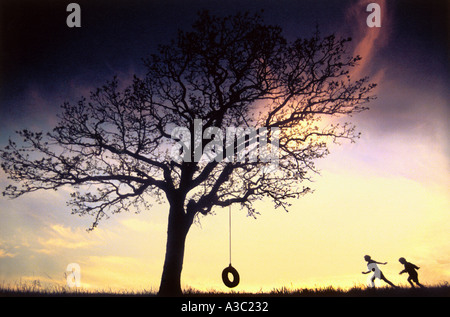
[222,205,240,288]
[222,264,240,288]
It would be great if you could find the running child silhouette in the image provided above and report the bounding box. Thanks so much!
[362,255,397,288]
[399,257,424,288]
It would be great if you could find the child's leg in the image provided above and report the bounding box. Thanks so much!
[370,275,376,287]
[407,276,415,288]
[411,275,424,288]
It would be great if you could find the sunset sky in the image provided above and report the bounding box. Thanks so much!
[0,0,448,292]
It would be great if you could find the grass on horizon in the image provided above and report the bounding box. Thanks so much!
[1,281,449,297]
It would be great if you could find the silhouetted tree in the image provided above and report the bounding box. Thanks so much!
[1,11,376,296]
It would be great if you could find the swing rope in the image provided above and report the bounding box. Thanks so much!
[222,204,240,288]
[229,204,232,265]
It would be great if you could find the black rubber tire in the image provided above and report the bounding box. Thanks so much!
[222,265,240,288]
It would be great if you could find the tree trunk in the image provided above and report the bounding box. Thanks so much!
[158,201,193,296]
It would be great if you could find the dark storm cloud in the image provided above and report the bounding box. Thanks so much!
[0,0,447,143]
[0,0,189,135]
[341,0,449,144]
[0,0,347,138]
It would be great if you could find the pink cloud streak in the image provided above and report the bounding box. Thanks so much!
[345,0,391,81]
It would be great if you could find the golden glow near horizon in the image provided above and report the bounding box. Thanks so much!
[1,132,449,292]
